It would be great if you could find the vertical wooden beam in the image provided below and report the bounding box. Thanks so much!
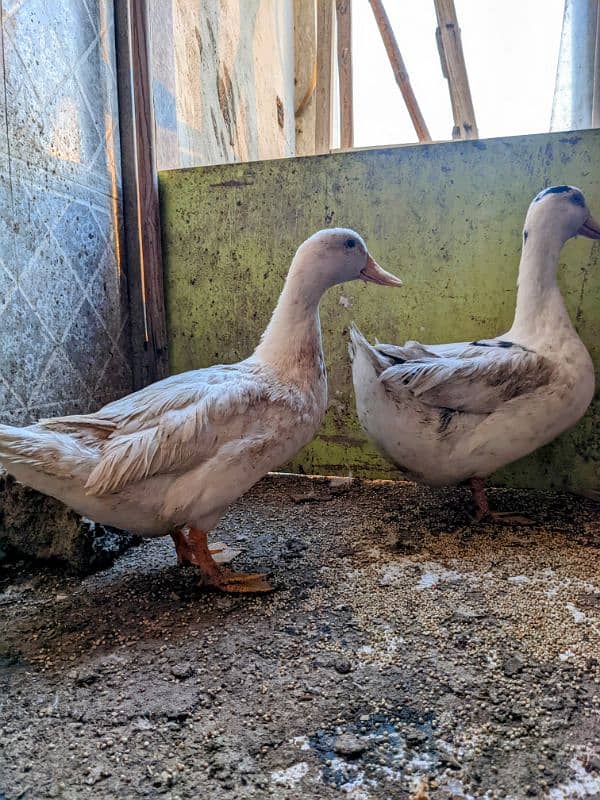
[114,0,170,389]
[368,0,431,143]
[294,0,318,156]
[315,0,334,154]
[336,0,353,149]
[434,0,478,140]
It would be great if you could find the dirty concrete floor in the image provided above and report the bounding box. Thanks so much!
[0,475,599,800]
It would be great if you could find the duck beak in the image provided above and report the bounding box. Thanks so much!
[578,215,600,239]
[360,255,403,287]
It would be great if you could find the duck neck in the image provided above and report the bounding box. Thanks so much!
[510,227,572,342]
[254,268,325,385]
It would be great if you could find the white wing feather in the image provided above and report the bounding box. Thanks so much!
[33,361,300,496]
[378,341,554,415]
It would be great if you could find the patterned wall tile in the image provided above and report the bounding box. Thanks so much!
[0,373,27,426]
[27,348,92,412]
[2,0,119,195]
[0,154,14,285]
[0,0,132,426]
[0,28,6,157]
[0,285,56,391]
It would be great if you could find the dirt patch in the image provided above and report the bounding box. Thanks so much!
[0,476,598,799]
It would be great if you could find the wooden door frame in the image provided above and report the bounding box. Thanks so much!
[114,0,169,389]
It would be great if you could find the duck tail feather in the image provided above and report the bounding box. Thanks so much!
[348,323,393,374]
[0,423,96,480]
[347,322,371,362]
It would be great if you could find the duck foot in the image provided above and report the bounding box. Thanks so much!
[170,527,273,594]
[170,531,241,565]
[481,511,535,526]
[206,568,274,593]
[468,478,534,526]
[472,510,535,526]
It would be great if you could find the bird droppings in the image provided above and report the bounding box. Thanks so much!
[269,761,309,787]
[546,755,600,799]
[0,474,598,799]
[415,564,464,590]
[507,574,530,584]
[565,602,586,624]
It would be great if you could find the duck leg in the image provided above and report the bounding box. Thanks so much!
[170,530,240,565]
[469,478,534,526]
[171,528,192,565]
[171,527,273,593]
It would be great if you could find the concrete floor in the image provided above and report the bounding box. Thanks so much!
[0,475,599,800]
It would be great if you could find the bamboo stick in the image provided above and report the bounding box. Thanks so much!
[367,0,431,143]
[336,0,353,149]
[315,0,334,154]
[434,0,478,139]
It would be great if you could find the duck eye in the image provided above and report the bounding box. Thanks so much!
[570,191,586,208]
[346,239,356,249]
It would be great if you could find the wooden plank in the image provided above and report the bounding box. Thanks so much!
[294,0,318,156]
[434,0,478,140]
[367,0,431,143]
[336,0,353,149]
[114,0,170,389]
[315,0,334,154]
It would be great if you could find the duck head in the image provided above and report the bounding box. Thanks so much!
[290,228,402,293]
[525,185,600,243]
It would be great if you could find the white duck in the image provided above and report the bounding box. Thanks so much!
[350,186,599,522]
[0,228,401,591]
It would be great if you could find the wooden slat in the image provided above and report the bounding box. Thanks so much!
[315,0,334,154]
[434,0,478,140]
[294,0,318,156]
[336,0,353,149]
[368,0,431,143]
[114,0,169,389]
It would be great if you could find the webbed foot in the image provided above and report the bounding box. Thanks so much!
[170,528,273,594]
[468,478,535,526]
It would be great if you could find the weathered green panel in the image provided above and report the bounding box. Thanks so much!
[159,130,600,492]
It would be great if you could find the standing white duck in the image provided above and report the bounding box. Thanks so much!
[0,228,401,591]
[350,186,599,522]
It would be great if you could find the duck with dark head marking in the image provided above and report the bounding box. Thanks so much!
[350,186,598,525]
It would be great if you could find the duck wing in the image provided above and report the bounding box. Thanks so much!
[38,361,293,496]
[377,339,555,415]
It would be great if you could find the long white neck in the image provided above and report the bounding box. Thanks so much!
[254,260,326,384]
[509,225,573,342]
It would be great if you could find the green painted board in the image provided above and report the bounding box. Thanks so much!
[160,130,600,493]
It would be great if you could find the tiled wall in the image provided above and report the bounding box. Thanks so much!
[0,0,132,426]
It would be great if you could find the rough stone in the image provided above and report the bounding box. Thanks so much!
[333,734,367,759]
[334,658,353,675]
[0,475,135,572]
[171,662,194,680]
[503,656,525,677]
